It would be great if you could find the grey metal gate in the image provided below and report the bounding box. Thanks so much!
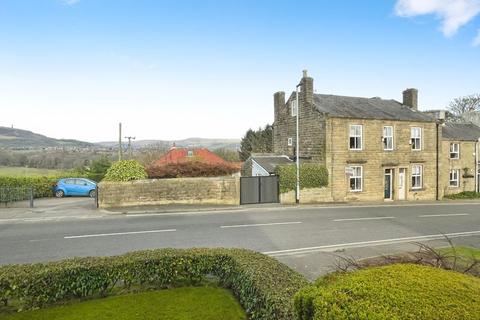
[240,175,279,205]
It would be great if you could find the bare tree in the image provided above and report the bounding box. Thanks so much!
[448,94,480,117]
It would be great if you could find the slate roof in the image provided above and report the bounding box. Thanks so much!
[442,123,480,141]
[252,156,292,174]
[313,94,435,122]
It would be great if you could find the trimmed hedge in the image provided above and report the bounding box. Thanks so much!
[0,248,308,320]
[275,164,328,193]
[0,172,85,200]
[294,264,480,320]
[103,160,147,182]
[147,161,240,179]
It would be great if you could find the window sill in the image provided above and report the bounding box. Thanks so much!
[349,190,363,193]
[410,188,425,191]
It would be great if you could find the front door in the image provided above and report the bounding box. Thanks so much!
[384,169,393,200]
[398,168,406,200]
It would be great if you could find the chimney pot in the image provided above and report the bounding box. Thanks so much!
[302,70,308,78]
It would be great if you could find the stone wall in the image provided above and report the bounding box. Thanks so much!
[280,187,333,204]
[441,140,478,196]
[99,176,240,208]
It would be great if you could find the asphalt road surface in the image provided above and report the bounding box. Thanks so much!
[1,202,479,279]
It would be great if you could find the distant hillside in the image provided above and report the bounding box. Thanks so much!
[97,138,240,151]
[0,126,94,149]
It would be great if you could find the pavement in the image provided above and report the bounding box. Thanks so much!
[0,199,479,280]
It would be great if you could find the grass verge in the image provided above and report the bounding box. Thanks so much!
[2,287,246,320]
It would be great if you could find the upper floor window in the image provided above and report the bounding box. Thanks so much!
[411,165,423,189]
[349,166,363,192]
[449,169,460,187]
[411,127,422,151]
[450,143,459,159]
[291,100,297,117]
[383,126,394,150]
[349,125,363,150]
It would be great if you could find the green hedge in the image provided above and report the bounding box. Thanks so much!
[294,264,480,320]
[0,172,86,201]
[103,160,147,182]
[275,164,328,193]
[0,248,308,320]
[444,191,480,200]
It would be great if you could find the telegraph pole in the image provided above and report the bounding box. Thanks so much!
[118,122,123,161]
[125,136,136,159]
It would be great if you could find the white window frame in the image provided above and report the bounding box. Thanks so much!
[349,125,363,150]
[411,165,423,189]
[291,100,297,117]
[383,126,394,151]
[349,166,363,192]
[449,169,460,187]
[287,137,293,146]
[450,143,460,159]
[411,127,422,151]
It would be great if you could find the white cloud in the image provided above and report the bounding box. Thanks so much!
[395,0,480,37]
[473,29,480,45]
[62,0,80,5]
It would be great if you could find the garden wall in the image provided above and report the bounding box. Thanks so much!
[280,187,333,204]
[98,176,240,208]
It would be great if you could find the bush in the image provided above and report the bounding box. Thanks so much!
[295,264,480,320]
[103,160,147,182]
[0,248,308,319]
[275,164,328,193]
[147,161,239,179]
[444,191,480,200]
[86,156,112,182]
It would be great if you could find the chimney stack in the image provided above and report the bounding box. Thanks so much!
[301,69,314,105]
[403,88,418,110]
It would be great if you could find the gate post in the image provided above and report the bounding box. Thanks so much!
[29,187,34,208]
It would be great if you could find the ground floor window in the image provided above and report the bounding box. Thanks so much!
[411,165,422,189]
[449,169,460,187]
[349,166,363,192]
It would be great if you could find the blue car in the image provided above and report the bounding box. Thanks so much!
[53,178,97,198]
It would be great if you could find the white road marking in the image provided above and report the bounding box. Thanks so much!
[418,213,470,218]
[263,230,480,257]
[64,229,176,239]
[333,216,396,222]
[220,221,302,229]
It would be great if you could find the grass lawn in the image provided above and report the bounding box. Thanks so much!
[0,166,65,177]
[439,246,480,260]
[2,287,247,320]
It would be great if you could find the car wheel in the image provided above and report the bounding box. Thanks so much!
[55,190,65,198]
[89,190,96,198]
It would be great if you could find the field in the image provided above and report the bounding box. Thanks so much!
[0,166,65,177]
[2,287,247,320]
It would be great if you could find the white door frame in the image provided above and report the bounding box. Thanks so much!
[398,168,406,200]
[384,168,394,200]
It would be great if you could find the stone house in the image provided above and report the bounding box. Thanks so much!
[440,123,480,195]
[273,71,445,202]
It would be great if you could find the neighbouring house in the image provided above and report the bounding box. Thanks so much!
[241,154,292,176]
[440,122,480,195]
[152,146,241,170]
[273,70,447,202]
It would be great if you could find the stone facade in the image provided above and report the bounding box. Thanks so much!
[273,72,442,202]
[441,140,478,196]
[280,187,333,204]
[98,176,240,208]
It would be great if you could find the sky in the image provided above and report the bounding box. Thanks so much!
[1,0,480,142]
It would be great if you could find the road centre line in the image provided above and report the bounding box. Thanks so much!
[64,229,176,239]
[418,213,470,218]
[220,221,302,229]
[333,216,395,222]
[263,230,480,257]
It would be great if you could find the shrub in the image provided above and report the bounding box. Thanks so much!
[86,156,112,182]
[444,191,480,200]
[146,161,239,179]
[0,248,308,319]
[275,164,328,193]
[295,264,480,320]
[103,160,147,182]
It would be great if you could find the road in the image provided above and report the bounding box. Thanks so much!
[1,201,479,280]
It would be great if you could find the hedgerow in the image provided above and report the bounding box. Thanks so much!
[294,264,480,320]
[275,164,328,193]
[146,161,240,179]
[0,248,308,320]
[103,160,147,182]
[444,191,480,200]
